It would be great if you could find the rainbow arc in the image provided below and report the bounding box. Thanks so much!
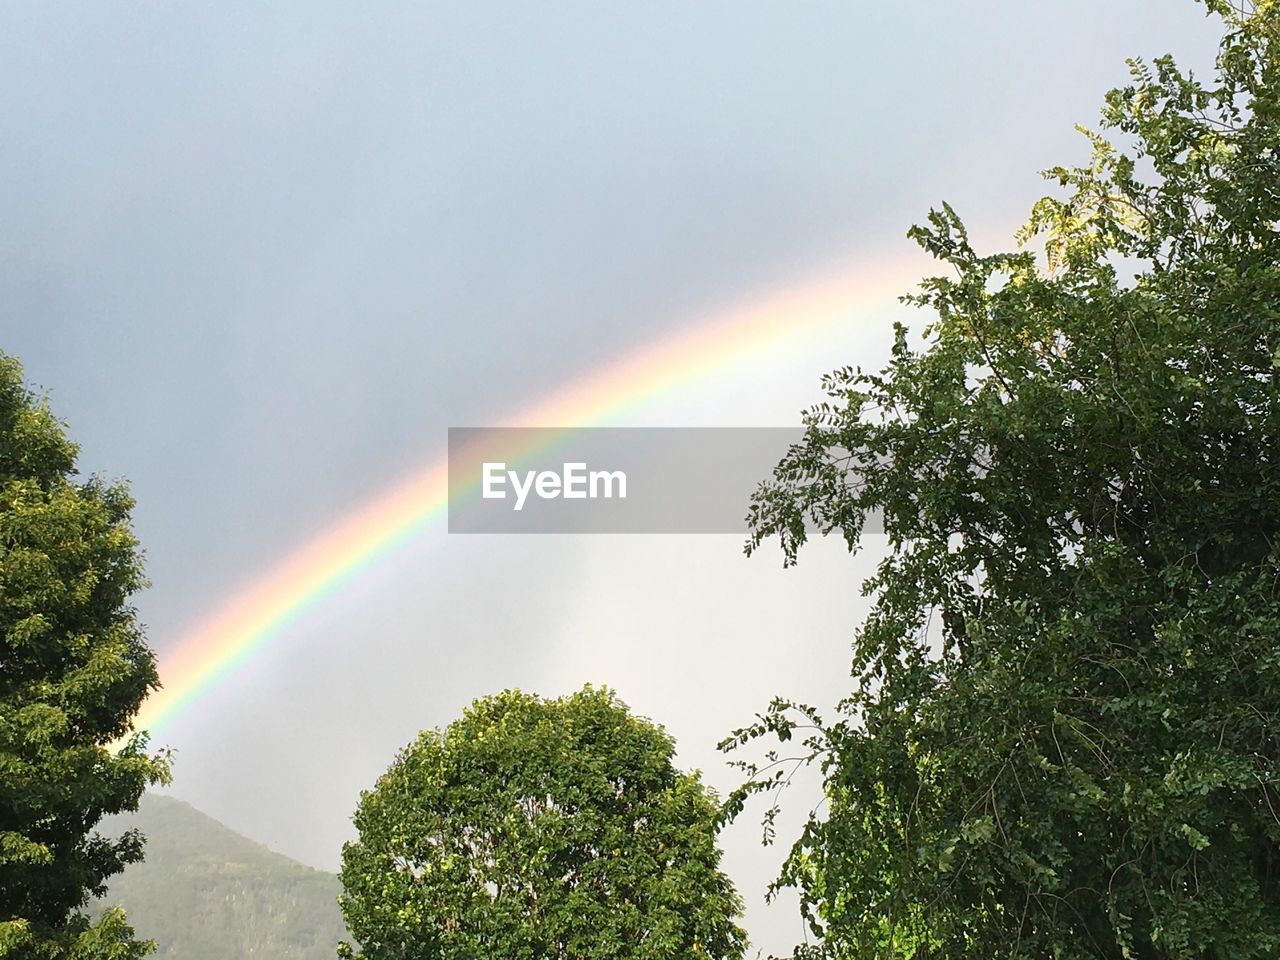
[128,253,922,739]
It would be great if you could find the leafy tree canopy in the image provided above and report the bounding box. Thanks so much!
[0,354,169,958]
[339,686,746,960]
[727,3,1280,957]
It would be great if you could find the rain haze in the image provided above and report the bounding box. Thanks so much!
[1,3,1221,954]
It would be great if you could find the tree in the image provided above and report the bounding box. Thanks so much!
[0,354,169,958]
[725,3,1280,957]
[339,686,747,960]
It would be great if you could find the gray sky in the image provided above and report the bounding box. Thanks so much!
[2,3,1221,954]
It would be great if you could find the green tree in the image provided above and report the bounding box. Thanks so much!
[339,686,747,960]
[725,3,1280,958]
[0,354,169,959]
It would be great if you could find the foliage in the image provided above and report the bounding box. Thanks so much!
[93,794,347,960]
[725,3,1280,957]
[0,354,170,959]
[339,686,747,960]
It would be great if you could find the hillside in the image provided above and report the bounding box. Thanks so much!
[95,794,347,960]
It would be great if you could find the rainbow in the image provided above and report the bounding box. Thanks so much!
[127,252,923,740]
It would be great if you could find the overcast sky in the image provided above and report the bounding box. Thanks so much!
[1,3,1222,954]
